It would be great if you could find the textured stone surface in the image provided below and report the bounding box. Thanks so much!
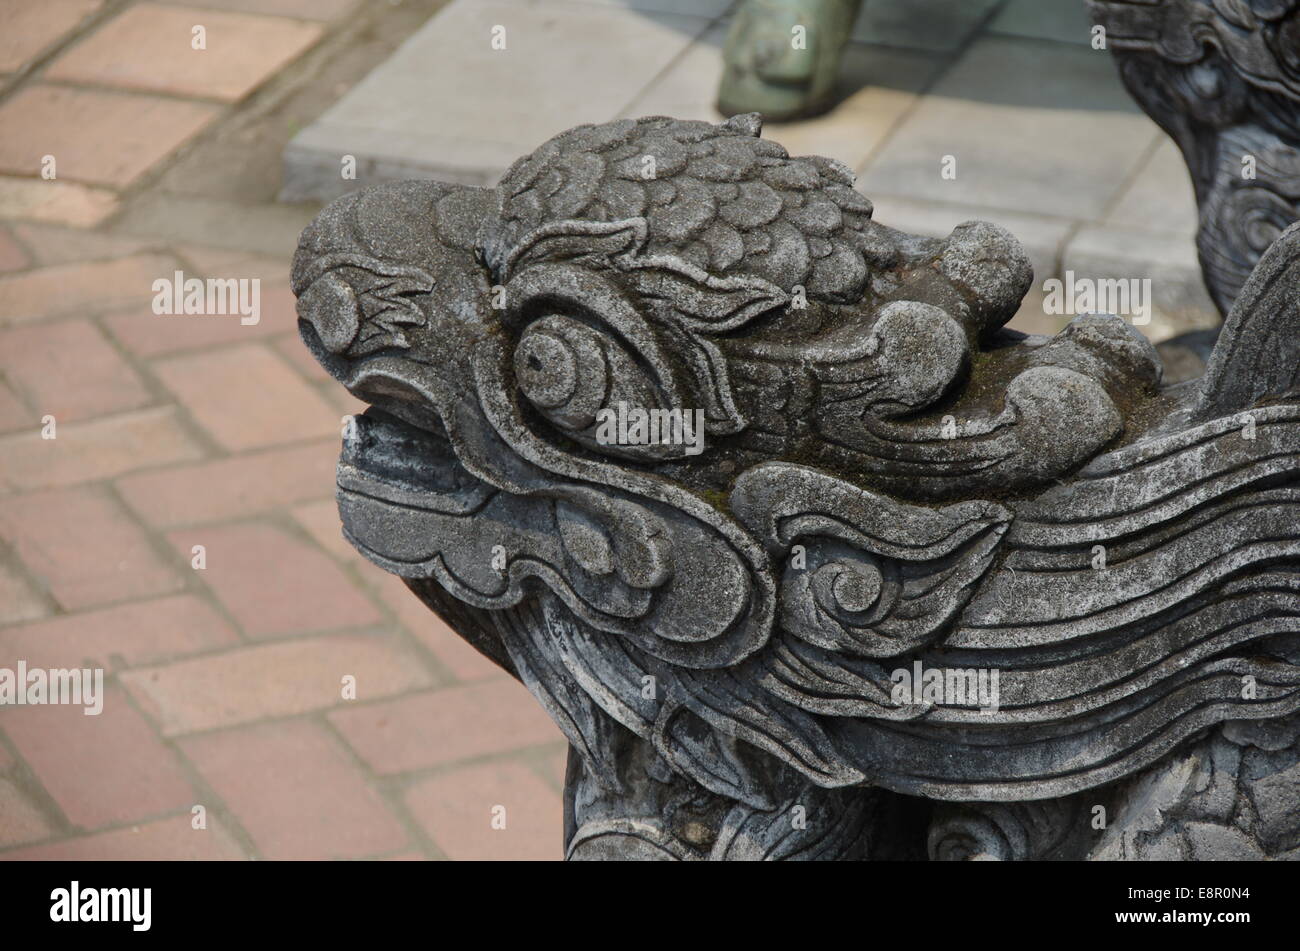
[294,111,1300,860]
[1087,0,1300,315]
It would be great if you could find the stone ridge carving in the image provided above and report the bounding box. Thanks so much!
[1088,0,1300,316]
[293,113,1300,860]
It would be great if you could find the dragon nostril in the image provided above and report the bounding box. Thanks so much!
[298,272,361,354]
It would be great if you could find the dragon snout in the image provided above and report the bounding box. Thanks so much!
[297,271,362,355]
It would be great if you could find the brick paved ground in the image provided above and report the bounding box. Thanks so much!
[0,0,568,861]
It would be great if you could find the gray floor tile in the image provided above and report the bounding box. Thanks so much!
[858,36,1157,220]
[853,0,1003,52]
[988,0,1093,46]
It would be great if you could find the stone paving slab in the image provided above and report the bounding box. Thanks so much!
[1104,138,1199,237]
[283,0,722,197]
[857,35,1156,220]
[621,26,943,175]
[988,0,1093,45]
[282,0,1215,330]
[852,0,1001,51]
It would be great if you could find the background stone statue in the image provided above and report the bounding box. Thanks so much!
[717,0,861,121]
[293,113,1300,860]
[1085,0,1300,317]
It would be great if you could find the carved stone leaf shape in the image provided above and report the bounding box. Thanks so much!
[709,788,873,860]
[620,255,790,333]
[652,702,779,810]
[501,216,789,334]
[499,218,647,281]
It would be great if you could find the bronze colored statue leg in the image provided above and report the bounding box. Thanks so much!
[717,0,863,120]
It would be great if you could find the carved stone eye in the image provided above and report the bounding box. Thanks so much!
[513,312,671,454]
[514,315,610,429]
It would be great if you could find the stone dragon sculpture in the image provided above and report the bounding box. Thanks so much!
[293,113,1300,860]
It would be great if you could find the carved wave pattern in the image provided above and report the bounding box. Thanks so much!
[758,405,1300,799]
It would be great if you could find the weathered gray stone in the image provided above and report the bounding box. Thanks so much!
[1185,823,1267,861]
[294,112,1300,860]
[1088,0,1300,316]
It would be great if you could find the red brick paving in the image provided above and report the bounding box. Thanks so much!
[116,440,337,528]
[0,0,103,73]
[289,497,361,563]
[0,381,36,434]
[0,594,238,670]
[120,633,432,736]
[0,484,186,610]
[6,223,152,267]
[0,319,151,422]
[370,572,508,683]
[180,719,407,860]
[0,177,120,228]
[328,680,565,775]
[0,406,205,491]
[0,227,30,272]
[0,85,219,187]
[1,683,197,828]
[46,4,324,103]
[101,283,295,355]
[152,343,339,451]
[0,253,177,323]
[156,0,359,21]
[0,0,563,862]
[404,761,564,861]
[0,777,54,848]
[165,521,382,638]
[0,561,49,626]
[1,814,245,860]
